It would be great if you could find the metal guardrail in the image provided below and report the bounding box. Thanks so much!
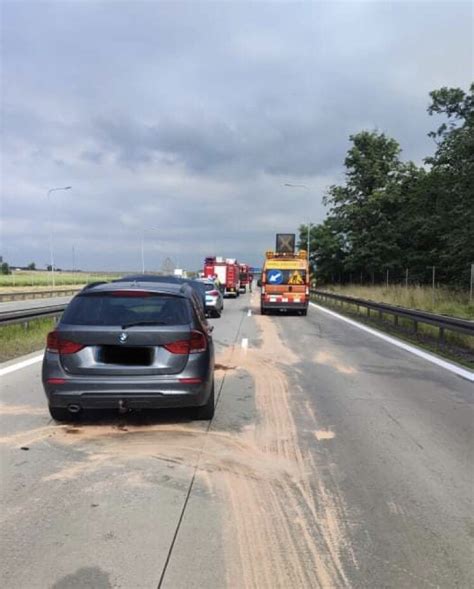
[0,304,68,326]
[0,288,81,303]
[311,289,474,343]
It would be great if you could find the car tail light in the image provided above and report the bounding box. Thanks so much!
[47,332,85,355]
[164,339,190,354]
[208,290,219,296]
[47,378,66,385]
[189,330,207,353]
[305,286,309,296]
[164,330,207,355]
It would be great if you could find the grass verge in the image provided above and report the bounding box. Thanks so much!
[321,284,473,319]
[0,318,55,363]
[312,296,474,370]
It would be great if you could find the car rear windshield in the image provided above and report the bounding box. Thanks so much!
[202,283,216,291]
[61,293,191,326]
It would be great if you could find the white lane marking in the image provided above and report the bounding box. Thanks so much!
[309,302,474,382]
[241,338,249,349]
[0,354,43,377]
[247,309,252,317]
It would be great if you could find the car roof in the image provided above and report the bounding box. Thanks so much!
[116,274,184,283]
[116,275,205,289]
[80,280,192,298]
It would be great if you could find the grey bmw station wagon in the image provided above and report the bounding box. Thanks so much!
[42,280,215,421]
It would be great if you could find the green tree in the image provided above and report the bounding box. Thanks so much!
[299,219,346,282]
[27,262,36,270]
[303,85,473,288]
[1,262,11,275]
[424,84,474,284]
[323,130,406,277]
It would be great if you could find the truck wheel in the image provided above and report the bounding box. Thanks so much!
[194,382,215,420]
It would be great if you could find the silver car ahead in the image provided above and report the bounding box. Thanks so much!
[196,278,224,318]
[42,281,215,421]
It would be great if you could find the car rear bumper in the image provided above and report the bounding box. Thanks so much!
[261,301,308,311]
[205,299,220,308]
[44,379,212,409]
[224,288,238,297]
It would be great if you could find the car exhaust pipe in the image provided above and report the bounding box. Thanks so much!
[68,404,81,414]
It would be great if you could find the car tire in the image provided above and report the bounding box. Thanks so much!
[260,306,266,315]
[49,406,73,422]
[195,382,215,420]
[213,310,221,318]
[300,309,308,316]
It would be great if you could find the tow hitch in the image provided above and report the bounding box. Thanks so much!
[118,399,129,414]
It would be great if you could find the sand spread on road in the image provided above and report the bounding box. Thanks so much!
[0,403,46,416]
[209,296,355,589]
[314,350,358,375]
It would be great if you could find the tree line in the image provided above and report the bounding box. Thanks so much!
[299,84,473,288]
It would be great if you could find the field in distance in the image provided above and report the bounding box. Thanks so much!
[0,270,123,290]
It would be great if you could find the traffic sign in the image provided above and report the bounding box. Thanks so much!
[276,233,295,254]
[267,269,283,284]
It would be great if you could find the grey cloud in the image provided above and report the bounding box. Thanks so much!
[2,1,472,270]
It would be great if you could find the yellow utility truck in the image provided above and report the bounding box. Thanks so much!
[260,234,309,316]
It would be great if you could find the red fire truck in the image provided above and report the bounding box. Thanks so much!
[204,257,241,297]
[239,263,251,293]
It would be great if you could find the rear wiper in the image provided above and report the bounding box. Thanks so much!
[121,320,167,329]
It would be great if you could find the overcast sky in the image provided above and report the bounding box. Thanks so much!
[2,1,472,271]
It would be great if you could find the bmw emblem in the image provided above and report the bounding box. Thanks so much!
[119,332,128,344]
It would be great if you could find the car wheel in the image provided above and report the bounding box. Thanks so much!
[49,406,73,422]
[260,306,266,315]
[300,309,308,316]
[213,310,221,318]
[195,382,215,420]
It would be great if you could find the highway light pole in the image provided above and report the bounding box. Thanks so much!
[46,186,72,288]
[283,183,312,267]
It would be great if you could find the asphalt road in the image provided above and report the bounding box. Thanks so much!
[0,292,472,588]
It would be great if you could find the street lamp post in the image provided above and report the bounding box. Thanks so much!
[47,186,72,288]
[283,183,312,265]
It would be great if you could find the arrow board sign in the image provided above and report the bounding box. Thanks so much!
[267,270,283,284]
